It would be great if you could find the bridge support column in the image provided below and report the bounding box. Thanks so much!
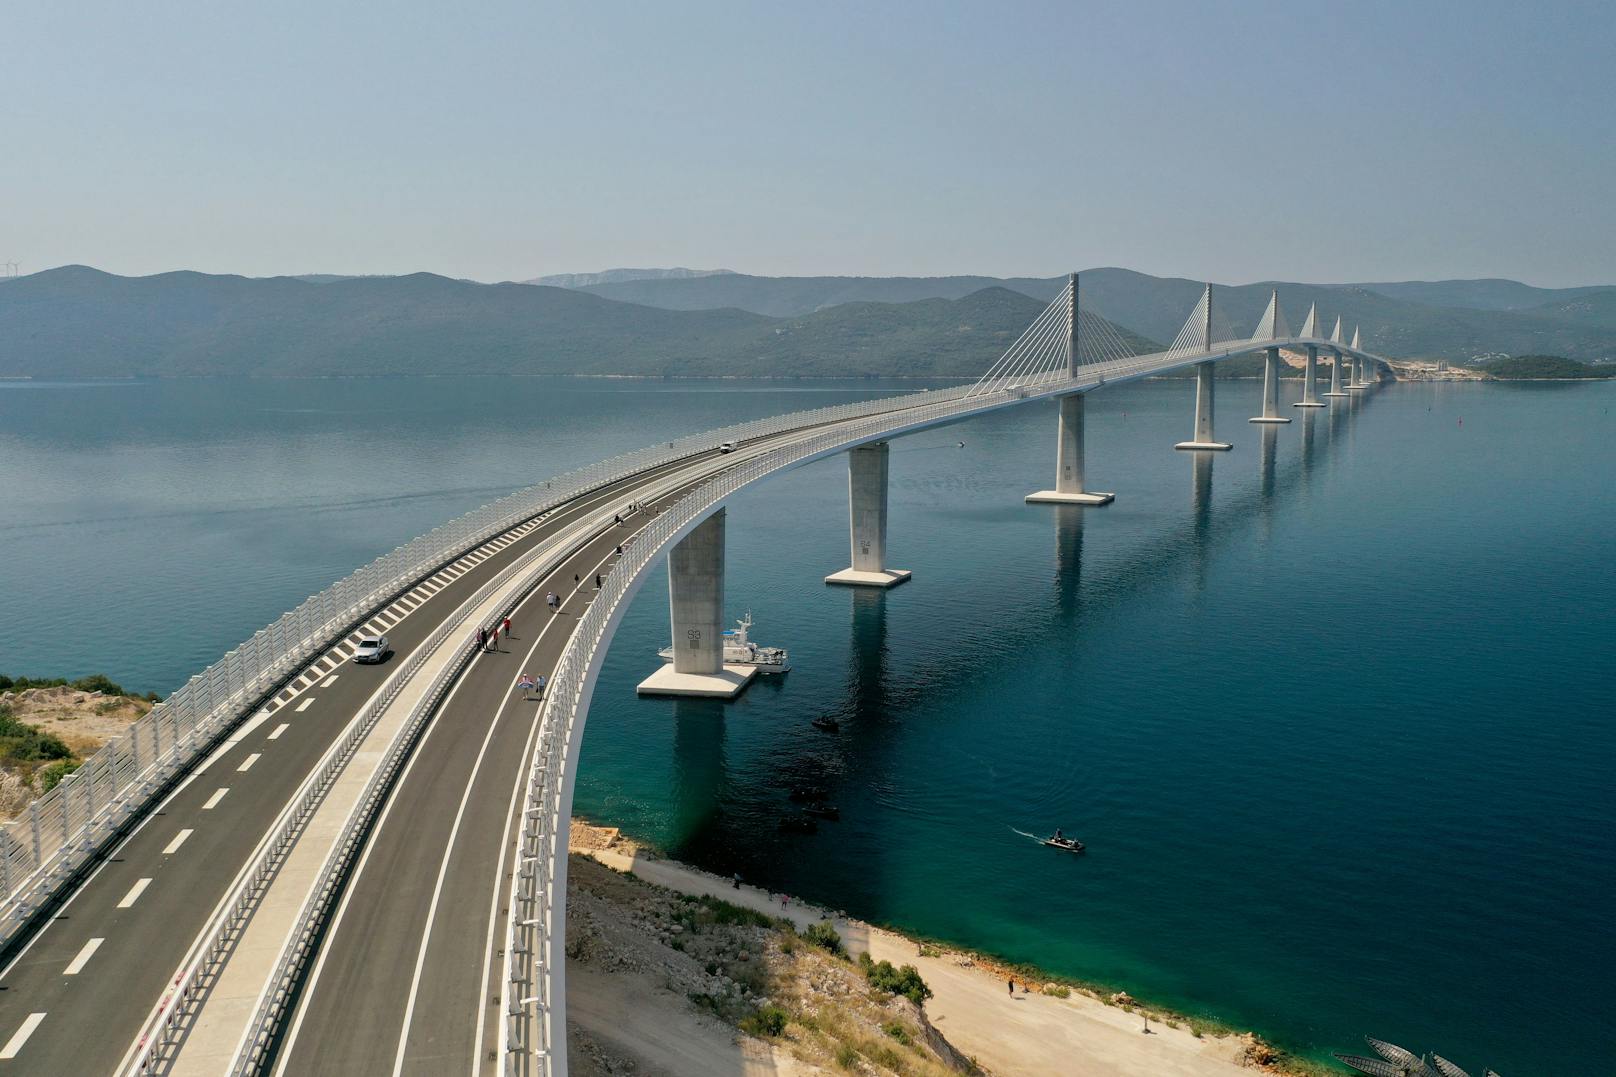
[1027,393,1114,505]
[1324,347,1348,397]
[1175,361,1232,451]
[826,441,912,586]
[1348,354,1367,390]
[1293,345,1326,408]
[1250,347,1292,423]
[637,509,756,697]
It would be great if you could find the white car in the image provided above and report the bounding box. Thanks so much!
[718,441,737,454]
[353,634,390,664]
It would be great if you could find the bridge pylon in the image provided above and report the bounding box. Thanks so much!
[637,509,756,697]
[1175,285,1232,451]
[826,440,913,585]
[1251,290,1292,424]
[1027,273,1115,505]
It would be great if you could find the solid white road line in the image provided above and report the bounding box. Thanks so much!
[238,753,261,773]
[203,788,229,810]
[117,879,152,908]
[0,1013,46,1059]
[63,937,104,975]
[163,829,194,855]
[321,674,338,687]
[296,698,314,713]
[268,723,290,741]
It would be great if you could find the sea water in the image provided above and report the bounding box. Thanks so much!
[3,375,1610,1074]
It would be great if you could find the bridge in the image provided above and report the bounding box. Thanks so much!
[0,278,1391,1075]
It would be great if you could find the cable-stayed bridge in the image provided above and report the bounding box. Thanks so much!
[0,279,1391,1076]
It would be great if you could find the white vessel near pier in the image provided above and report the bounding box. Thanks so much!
[658,613,789,673]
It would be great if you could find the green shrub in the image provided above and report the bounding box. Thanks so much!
[1,674,131,695]
[1042,984,1071,999]
[739,1005,788,1038]
[0,708,74,768]
[40,760,81,793]
[802,921,843,955]
[834,1042,860,1069]
[882,1021,912,1046]
[858,952,933,1006]
[696,894,779,930]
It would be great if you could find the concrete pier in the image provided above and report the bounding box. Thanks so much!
[1250,347,1292,423]
[1293,345,1326,408]
[826,441,912,587]
[1323,347,1349,397]
[638,509,756,697]
[1348,354,1367,390]
[1027,393,1115,505]
[1175,361,1232,451]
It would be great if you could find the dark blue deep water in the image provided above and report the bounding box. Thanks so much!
[3,376,1611,1074]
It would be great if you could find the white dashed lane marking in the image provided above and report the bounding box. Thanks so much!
[203,788,229,810]
[162,829,193,855]
[268,723,290,741]
[63,938,103,975]
[321,674,338,687]
[238,753,261,772]
[296,698,314,713]
[0,1013,46,1059]
[116,879,151,908]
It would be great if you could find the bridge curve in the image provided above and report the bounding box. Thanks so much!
[0,279,1392,1076]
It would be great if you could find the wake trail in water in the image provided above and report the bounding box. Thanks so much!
[1010,827,1046,843]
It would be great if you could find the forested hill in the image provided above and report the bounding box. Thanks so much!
[0,267,1119,379]
[4,265,1613,378]
[568,270,1616,362]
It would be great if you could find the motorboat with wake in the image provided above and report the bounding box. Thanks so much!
[1043,829,1085,853]
[657,612,789,673]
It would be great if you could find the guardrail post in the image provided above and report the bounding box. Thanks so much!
[29,804,42,865]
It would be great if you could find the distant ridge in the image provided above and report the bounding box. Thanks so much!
[525,267,736,289]
[3,265,1612,378]
[562,269,1616,361]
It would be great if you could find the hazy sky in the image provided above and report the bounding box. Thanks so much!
[7,1,1614,286]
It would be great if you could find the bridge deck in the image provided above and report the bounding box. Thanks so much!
[0,330,1390,1075]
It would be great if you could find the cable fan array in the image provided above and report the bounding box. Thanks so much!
[965,277,1366,399]
[966,279,1149,398]
[1163,285,1246,362]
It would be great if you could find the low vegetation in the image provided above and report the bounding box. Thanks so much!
[0,675,157,818]
[1479,354,1615,379]
[858,952,934,1005]
[0,703,74,773]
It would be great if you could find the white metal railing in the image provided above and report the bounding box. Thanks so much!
[0,379,978,949]
[217,432,777,1076]
[496,381,1044,1074]
[498,351,1391,1072]
[124,501,610,1075]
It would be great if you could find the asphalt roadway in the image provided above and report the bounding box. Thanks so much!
[0,449,721,1076]
[271,480,693,1077]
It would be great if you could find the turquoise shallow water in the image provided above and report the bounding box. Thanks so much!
[3,376,1611,1074]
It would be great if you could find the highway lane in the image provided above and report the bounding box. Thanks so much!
[272,490,681,1076]
[266,412,896,1075]
[0,452,726,1076]
[263,403,929,1075]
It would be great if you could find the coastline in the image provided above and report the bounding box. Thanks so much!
[571,820,1334,1076]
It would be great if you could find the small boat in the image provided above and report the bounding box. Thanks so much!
[657,612,789,673]
[1043,832,1085,853]
[803,804,840,821]
[811,716,839,733]
[779,816,818,834]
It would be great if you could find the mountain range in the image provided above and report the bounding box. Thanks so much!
[1,265,1611,380]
